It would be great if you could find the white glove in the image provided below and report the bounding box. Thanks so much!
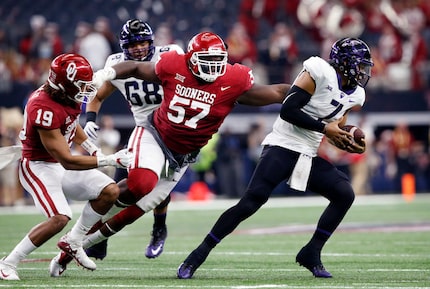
[83,121,99,141]
[97,148,132,169]
[92,67,117,89]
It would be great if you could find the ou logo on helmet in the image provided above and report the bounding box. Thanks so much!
[66,62,78,82]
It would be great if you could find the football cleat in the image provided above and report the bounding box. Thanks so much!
[177,262,197,279]
[0,257,19,281]
[49,251,73,277]
[177,247,209,279]
[85,239,108,260]
[145,226,167,259]
[296,245,332,278]
[57,233,96,271]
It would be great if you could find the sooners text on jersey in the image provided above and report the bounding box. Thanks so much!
[153,51,254,154]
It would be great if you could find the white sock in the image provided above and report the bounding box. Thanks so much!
[83,231,108,249]
[101,203,124,223]
[3,235,37,267]
[69,202,102,243]
[83,222,117,248]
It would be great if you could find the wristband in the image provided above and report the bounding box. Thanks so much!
[97,155,114,167]
[81,139,99,156]
[86,111,97,123]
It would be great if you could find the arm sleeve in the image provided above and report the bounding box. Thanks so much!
[280,85,325,133]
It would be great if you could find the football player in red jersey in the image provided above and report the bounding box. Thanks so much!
[81,20,184,261]
[0,54,131,281]
[75,31,290,258]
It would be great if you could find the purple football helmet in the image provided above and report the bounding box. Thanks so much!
[329,37,373,88]
[119,19,155,61]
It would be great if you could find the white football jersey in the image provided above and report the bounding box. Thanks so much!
[104,44,184,126]
[262,56,366,157]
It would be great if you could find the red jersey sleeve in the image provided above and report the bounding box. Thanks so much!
[228,63,254,95]
[154,50,183,81]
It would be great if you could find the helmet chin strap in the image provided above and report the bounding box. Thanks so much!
[47,79,66,92]
[47,79,59,90]
[342,77,357,92]
[336,70,356,91]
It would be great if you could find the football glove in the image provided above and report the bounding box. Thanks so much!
[92,67,116,89]
[84,121,100,141]
[97,148,132,169]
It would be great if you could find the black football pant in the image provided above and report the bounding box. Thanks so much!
[210,145,355,241]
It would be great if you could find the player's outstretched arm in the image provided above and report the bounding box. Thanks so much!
[237,83,291,106]
[93,61,160,88]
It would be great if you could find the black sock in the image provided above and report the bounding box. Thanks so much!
[308,227,331,251]
[185,242,212,265]
[204,232,220,248]
[184,233,221,266]
[153,213,167,228]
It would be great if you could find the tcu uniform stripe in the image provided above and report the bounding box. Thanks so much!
[130,126,145,169]
[20,158,59,217]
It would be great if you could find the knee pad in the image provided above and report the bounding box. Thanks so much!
[127,168,158,199]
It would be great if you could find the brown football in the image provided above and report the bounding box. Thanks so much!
[342,125,365,144]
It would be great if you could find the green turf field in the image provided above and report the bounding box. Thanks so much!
[0,193,429,288]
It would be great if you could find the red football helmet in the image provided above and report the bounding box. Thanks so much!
[47,53,97,103]
[186,32,228,82]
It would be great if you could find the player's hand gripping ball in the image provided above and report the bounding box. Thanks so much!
[341,125,366,153]
[342,125,365,145]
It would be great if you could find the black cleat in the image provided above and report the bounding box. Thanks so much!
[145,226,167,259]
[85,239,108,260]
[177,262,197,279]
[177,247,209,279]
[296,245,332,278]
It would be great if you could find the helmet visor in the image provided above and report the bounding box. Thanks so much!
[357,63,372,88]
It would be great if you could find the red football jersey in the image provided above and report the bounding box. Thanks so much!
[20,87,82,162]
[153,51,254,154]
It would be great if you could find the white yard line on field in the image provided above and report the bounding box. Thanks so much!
[1,193,429,215]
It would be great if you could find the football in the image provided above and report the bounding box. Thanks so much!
[341,125,365,145]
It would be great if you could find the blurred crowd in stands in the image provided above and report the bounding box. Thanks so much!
[0,0,430,205]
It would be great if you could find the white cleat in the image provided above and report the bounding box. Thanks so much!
[0,257,20,281]
[57,234,96,271]
[49,251,73,277]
